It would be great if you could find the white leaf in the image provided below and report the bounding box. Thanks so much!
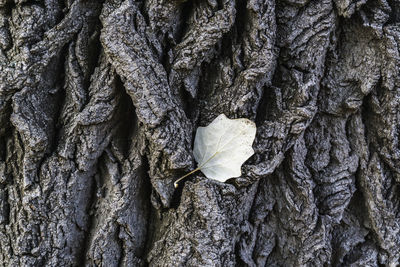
[193,114,256,183]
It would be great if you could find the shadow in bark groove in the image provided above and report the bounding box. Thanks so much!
[174,0,194,45]
[48,43,69,154]
[113,75,138,158]
[76,159,99,266]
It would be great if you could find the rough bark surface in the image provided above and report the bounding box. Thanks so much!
[1,0,400,266]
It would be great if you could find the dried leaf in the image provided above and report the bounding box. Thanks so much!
[174,114,256,187]
[193,114,256,182]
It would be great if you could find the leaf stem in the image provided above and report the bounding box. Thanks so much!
[174,168,200,188]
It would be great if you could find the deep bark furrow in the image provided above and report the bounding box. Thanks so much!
[101,0,194,208]
[170,0,236,98]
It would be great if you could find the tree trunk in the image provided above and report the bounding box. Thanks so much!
[1,0,400,266]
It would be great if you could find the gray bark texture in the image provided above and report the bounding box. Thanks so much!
[0,0,400,266]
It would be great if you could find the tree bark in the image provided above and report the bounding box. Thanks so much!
[1,0,400,266]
